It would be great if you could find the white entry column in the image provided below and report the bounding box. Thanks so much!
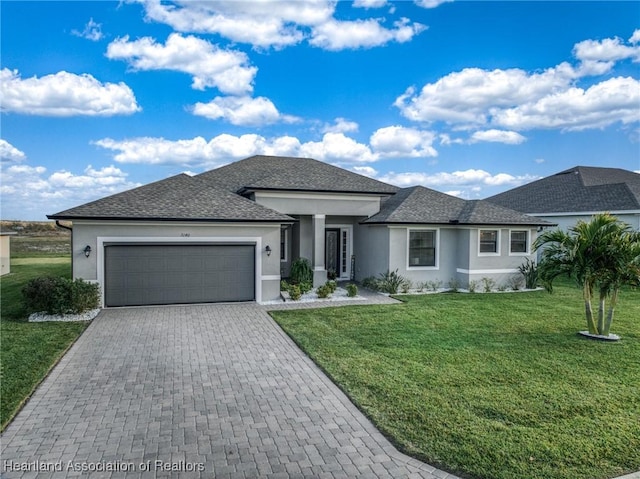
[312,214,327,286]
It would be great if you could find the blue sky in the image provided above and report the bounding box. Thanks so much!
[1,1,639,220]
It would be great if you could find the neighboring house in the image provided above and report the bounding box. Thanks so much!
[48,155,552,307]
[0,230,16,276]
[486,166,640,231]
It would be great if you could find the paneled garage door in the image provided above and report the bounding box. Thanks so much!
[104,244,255,307]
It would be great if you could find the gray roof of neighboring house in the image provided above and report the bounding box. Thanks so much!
[48,174,294,222]
[362,186,554,226]
[485,166,640,214]
[197,155,399,195]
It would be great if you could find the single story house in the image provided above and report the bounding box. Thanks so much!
[486,166,640,231]
[0,230,17,276]
[48,155,553,307]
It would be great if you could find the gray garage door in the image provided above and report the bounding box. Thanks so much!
[105,244,255,307]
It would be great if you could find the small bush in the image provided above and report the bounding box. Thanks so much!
[481,277,496,293]
[316,284,332,298]
[426,279,443,292]
[518,258,539,289]
[468,280,479,293]
[299,281,313,294]
[290,258,313,285]
[280,280,289,291]
[508,275,522,291]
[362,276,380,291]
[401,279,413,293]
[416,281,427,292]
[22,276,99,315]
[378,269,406,294]
[327,269,338,280]
[448,278,460,292]
[326,280,337,293]
[346,283,358,297]
[288,285,302,301]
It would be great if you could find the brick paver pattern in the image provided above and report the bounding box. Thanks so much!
[1,302,459,478]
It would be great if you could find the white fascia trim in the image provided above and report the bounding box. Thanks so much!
[96,236,264,306]
[254,191,385,202]
[75,220,286,227]
[457,268,519,275]
[526,210,640,217]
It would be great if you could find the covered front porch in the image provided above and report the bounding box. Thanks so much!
[281,215,356,286]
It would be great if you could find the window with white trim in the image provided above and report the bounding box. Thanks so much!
[479,230,499,254]
[510,230,528,254]
[408,230,436,267]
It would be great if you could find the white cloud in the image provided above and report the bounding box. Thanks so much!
[379,169,537,188]
[322,118,359,134]
[299,133,378,163]
[353,0,388,8]
[136,0,424,51]
[0,139,26,163]
[573,36,640,64]
[0,68,140,117]
[138,0,331,49]
[71,18,104,41]
[310,17,425,50]
[106,33,257,94]
[394,65,576,125]
[395,31,640,134]
[0,163,139,219]
[95,132,378,167]
[470,129,526,144]
[494,76,640,131]
[415,0,454,8]
[192,96,299,126]
[370,126,437,157]
[352,166,378,177]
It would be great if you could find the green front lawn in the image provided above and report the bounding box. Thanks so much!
[271,287,640,479]
[1,258,89,430]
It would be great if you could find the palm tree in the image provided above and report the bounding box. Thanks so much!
[534,213,640,337]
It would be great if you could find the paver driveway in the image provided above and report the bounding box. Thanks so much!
[1,304,458,478]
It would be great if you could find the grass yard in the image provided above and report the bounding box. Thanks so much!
[1,257,89,430]
[271,286,640,479]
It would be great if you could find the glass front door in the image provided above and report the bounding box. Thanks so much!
[325,229,340,278]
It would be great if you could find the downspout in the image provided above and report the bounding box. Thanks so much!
[55,220,74,277]
[55,220,72,232]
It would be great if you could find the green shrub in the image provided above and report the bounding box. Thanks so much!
[288,285,302,301]
[401,279,412,293]
[316,284,331,298]
[327,269,338,280]
[448,278,460,292]
[362,276,380,291]
[22,276,99,315]
[290,258,313,285]
[481,277,496,293]
[426,279,443,292]
[518,258,539,289]
[508,275,522,291]
[378,269,406,294]
[326,280,337,293]
[346,283,358,297]
[280,280,289,291]
[468,280,479,293]
[299,281,313,294]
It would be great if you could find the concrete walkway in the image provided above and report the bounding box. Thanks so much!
[1,302,457,479]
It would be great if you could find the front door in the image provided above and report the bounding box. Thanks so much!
[325,229,340,279]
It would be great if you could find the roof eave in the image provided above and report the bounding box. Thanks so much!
[238,186,397,196]
[46,214,296,223]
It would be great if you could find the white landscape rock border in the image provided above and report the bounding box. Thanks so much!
[28,309,101,322]
[264,286,363,305]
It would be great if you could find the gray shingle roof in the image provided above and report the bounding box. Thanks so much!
[485,166,640,214]
[197,155,399,195]
[362,186,553,226]
[48,174,294,222]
